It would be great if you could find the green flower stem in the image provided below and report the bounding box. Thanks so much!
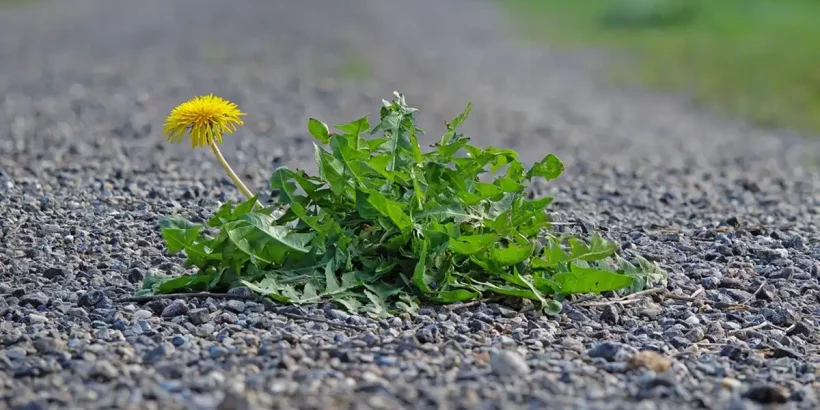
[209,139,255,201]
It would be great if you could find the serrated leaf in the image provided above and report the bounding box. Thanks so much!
[363,289,390,318]
[490,242,534,266]
[527,153,564,181]
[448,234,498,255]
[314,143,349,196]
[324,260,341,293]
[242,213,314,253]
[568,232,618,261]
[356,189,412,231]
[336,296,362,312]
[335,116,370,139]
[552,263,634,294]
[439,101,472,145]
[159,218,220,262]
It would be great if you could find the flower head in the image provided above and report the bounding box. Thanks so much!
[163,94,246,149]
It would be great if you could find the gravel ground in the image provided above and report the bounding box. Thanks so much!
[2,0,819,409]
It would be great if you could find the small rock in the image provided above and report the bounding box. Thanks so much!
[134,309,153,319]
[42,267,65,280]
[94,296,113,309]
[90,360,119,380]
[561,337,585,353]
[489,349,530,377]
[599,305,619,325]
[199,323,216,336]
[669,336,691,349]
[416,324,440,344]
[209,346,229,358]
[143,343,174,365]
[587,341,636,362]
[468,319,486,332]
[772,347,800,359]
[127,268,145,283]
[187,308,211,325]
[638,303,662,320]
[786,321,812,337]
[761,307,790,326]
[720,378,742,390]
[172,335,188,347]
[146,299,170,315]
[756,286,775,302]
[227,287,254,298]
[701,277,720,289]
[375,356,396,366]
[161,300,189,318]
[6,346,27,360]
[684,327,705,342]
[720,345,747,361]
[627,350,671,373]
[33,337,63,353]
[725,289,754,302]
[742,384,789,404]
[224,300,246,313]
[78,290,104,307]
[28,314,48,323]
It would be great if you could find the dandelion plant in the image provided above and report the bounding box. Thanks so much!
[143,91,666,317]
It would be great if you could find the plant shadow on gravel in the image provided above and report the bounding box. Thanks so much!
[142,92,667,317]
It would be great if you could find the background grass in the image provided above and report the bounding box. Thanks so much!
[499,0,820,135]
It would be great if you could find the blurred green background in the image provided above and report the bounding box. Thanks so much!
[500,0,820,135]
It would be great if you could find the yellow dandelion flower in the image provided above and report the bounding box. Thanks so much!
[163,94,255,201]
[163,94,246,149]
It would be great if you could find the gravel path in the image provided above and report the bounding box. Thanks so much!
[2,0,819,409]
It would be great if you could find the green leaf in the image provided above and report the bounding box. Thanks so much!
[159,217,220,261]
[435,289,478,303]
[490,242,534,266]
[324,260,341,293]
[242,213,314,253]
[527,153,564,181]
[225,222,273,264]
[362,288,391,318]
[552,263,634,294]
[335,116,370,140]
[448,234,498,255]
[156,272,215,294]
[439,101,472,145]
[356,189,412,232]
[308,118,331,143]
[412,238,432,294]
[568,232,618,261]
[314,143,350,197]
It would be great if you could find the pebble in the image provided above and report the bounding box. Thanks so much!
[224,300,246,313]
[489,349,530,377]
[134,309,153,319]
[587,342,636,362]
[20,292,50,307]
[627,350,671,373]
[161,300,188,318]
[743,384,789,404]
[187,308,211,325]
[28,314,48,323]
